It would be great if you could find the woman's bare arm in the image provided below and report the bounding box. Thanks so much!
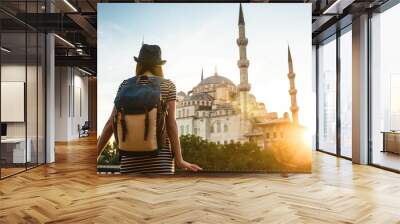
[97,107,116,157]
[166,100,202,171]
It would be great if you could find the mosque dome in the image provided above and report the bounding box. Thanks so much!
[194,66,237,92]
[199,75,235,86]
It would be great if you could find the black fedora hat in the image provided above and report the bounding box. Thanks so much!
[134,44,166,66]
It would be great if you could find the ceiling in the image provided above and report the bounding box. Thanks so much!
[0,0,394,75]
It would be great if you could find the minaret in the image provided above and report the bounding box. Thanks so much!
[288,46,299,125]
[237,3,251,119]
[201,68,204,81]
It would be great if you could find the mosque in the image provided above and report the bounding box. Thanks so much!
[176,4,302,149]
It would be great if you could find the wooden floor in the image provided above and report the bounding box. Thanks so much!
[1,136,400,223]
[1,167,26,178]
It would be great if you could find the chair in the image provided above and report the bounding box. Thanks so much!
[79,121,90,138]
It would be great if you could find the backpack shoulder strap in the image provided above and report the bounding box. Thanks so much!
[125,77,137,86]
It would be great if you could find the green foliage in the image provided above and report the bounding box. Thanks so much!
[98,141,120,165]
[97,134,311,172]
[179,135,305,172]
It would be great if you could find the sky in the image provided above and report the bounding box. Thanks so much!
[97,3,314,134]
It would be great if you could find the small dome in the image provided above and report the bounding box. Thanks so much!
[177,91,186,96]
[284,112,289,118]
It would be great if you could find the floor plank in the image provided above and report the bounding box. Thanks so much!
[1,136,400,224]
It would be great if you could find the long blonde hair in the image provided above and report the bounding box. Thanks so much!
[135,63,164,77]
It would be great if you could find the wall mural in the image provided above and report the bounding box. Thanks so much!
[97,3,313,174]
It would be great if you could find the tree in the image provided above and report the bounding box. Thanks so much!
[98,142,119,165]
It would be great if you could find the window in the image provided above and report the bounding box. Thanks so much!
[210,125,214,133]
[273,132,277,138]
[217,121,221,133]
[266,133,270,139]
[0,2,46,179]
[340,28,352,158]
[186,125,190,134]
[318,36,337,154]
[224,124,228,132]
[370,5,400,171]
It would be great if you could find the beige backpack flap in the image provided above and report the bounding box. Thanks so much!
[117,108,158,152]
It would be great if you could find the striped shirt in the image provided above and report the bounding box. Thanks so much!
[116,74,176,174]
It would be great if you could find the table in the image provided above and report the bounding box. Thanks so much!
[1,138,31,164]
[381,131,400,154]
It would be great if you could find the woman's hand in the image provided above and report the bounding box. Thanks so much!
[176,159,202,172]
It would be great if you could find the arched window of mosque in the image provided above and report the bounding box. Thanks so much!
[210,125,214,133]
[266,133,270,139]
[224,124,228,132]
[217,121,221,133]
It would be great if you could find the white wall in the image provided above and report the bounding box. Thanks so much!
[209,115,241,144]
[54,67,89,141]
[1,65,26,139]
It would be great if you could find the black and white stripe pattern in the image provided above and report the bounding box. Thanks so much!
[116,76,176,174]
[120,148,175,174]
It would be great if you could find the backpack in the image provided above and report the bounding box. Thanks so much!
[113,75,168,155]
